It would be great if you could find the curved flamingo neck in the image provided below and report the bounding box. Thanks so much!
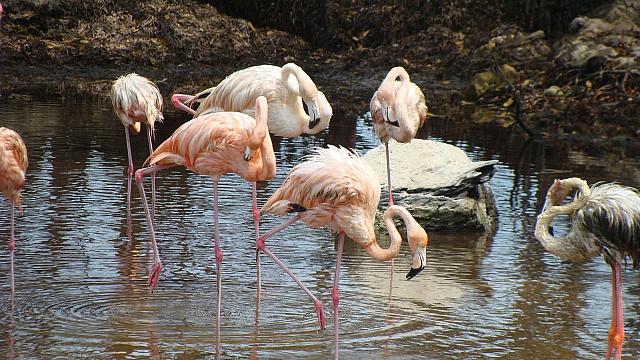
[249,97,276,181]
[281,63,318,100]
[385,67,413,139]
[363,205,424,261]
[535,178,593,260]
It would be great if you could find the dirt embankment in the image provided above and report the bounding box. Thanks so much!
[0,0,638,143]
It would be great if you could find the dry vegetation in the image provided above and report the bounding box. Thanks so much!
[0,0,638,142]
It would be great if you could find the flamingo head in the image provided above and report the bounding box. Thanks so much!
[406,219,429,280]
[542,178,573,212]
[376,80,400,127]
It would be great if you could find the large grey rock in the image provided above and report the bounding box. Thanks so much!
[556,0,640,70]
[364,139,498,232]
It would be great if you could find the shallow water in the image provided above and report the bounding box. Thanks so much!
[1,96,640,359]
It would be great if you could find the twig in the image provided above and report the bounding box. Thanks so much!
[494,65,538,137]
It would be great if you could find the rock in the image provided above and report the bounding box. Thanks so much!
[363,139,498,232]
[468,71,503,99]
[556,0,640,69]
[500,64,520,84]
[544,85,563,97]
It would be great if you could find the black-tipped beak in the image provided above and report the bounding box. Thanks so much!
[309,117,320,129]
[548,226,554,236]
[386,120,400,127]
[406,266,424,280]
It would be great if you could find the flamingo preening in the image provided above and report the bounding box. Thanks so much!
[370,66,428,206]
[535,177,640,360]
[111,73,164,217]
[258,145,429,358]
[171,63,333,138]
[135,96,276,339]
[0,127,28,291]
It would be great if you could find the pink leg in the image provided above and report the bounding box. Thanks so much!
[147,126,156,220]
[256,214,326,330]
[333,232,345,360]
[124,127,134,217]
[9,205,15,293]
[171,94,196,115]
[212,180,224,341]
[135,164,176,292]
[384,141,395,273]
[384,141,394,207]
[253,182,262,296]
[606,261,624,360]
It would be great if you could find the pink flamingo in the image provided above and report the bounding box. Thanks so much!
[111,73,164,216]
[0,127,28,291]
[259,145,429,358]
[535,177,640,360]
[171,63,333,138]
[370,66,428,206]
[135,96,276,334]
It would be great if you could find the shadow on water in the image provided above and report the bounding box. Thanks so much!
[0,91,640,359]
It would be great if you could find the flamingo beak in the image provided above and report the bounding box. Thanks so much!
[304,99,320,129]
[383,106,399,127]
[406,246,426,280]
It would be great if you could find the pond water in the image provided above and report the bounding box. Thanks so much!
[1,92,640,359]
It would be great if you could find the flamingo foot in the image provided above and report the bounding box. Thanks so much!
[148,262,163,292]
[607,327,624,360]
[314,299,326,331]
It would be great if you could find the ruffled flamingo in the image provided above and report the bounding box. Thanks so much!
[535,177,640,360]
[135,96,276,341]
[111,73,164,216]
[370,66,428,206]
[171,63,332,138]
[259,145,429,358]
[0,127,28,291]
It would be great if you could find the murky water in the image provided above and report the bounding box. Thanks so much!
[1,94,640,359]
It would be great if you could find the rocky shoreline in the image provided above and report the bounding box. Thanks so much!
[0,0,638,143]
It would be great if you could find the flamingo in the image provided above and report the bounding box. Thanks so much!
[171,63,333,138]
[0,127,28,290]
[370,66,428,206]
[535,177,640,360]
[0,3,4,26]
[134,96,276,336]
[111,73,164,216]
[258,145,429,358]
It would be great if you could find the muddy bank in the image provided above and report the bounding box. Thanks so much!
[0,0,638,143]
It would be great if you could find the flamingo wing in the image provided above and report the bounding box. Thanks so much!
[263,146,380,237]
[147,112,252,175]
[577,183,640,267]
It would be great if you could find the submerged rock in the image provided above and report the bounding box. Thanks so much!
[364,139,498,232]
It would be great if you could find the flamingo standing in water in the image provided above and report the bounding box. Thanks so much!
[535,177,640,360]
[0,127,28,290]
[258,145,429,358]
[111,73,164,216]
[135,96,276,334]
[370,66,428,206]
[171,63,333,138]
